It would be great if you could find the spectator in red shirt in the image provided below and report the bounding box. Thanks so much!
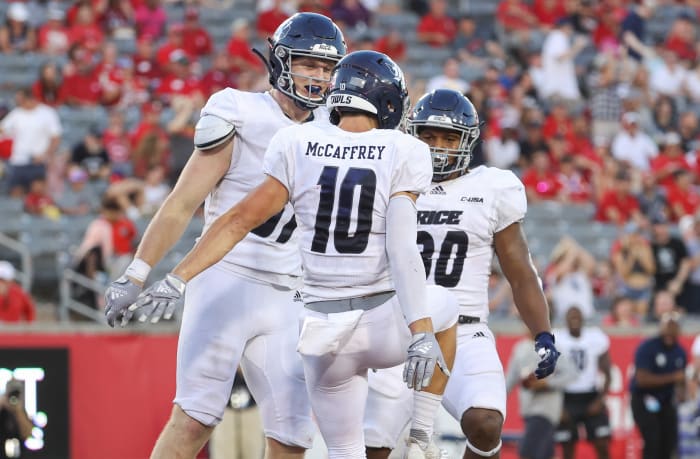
[227,18,264,74]
[60,44,102,106]
[257,0,289,39]
[374,29,406,62]
[69,3,105,53]
[417,0,457,47]
[667,169,700,221]
[595,170,642,225]
[522,150,563,202]
[664,14,696,63]
[201,51,237,97]
[134,0,167,41]
[24,177,59,218]
[496,0,538,33]
[32,62,63,107]
[132,35,160,88]
[155,52,204,135]
[156,23,193,73]
[543,99,575,148]
[650,132,693,189]
[75,196,137,280]
[532,0,566,28]
[38,8,70,56]
[0,261,35,323]
[103,112,132,177]
[182,8,213,58]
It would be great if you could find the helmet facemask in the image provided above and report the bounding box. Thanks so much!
[408,119,480,181]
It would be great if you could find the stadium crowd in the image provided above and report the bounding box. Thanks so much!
[0,0,698,326]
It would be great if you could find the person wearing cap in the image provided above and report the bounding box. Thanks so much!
[611,112,659,171]
[38,8,70,55]
[0,261,35,323]
[56,167,98,216]
[649,131,692,189]
[0,2,37,53]
[70,127,111,181]
[630,311,686,459]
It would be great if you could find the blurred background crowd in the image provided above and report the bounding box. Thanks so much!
[0,0,698,328]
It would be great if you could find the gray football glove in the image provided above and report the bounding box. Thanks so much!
[104,276,142,327]
[123,274,186,326]
[403,332,451,390]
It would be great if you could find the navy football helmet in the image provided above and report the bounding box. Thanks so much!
[407,89,480,181]
[261,13,346,109]
[326,50,409,130]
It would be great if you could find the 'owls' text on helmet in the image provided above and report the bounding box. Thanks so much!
[326,50,409,130]
[407,89,480,181]
[265,13,346,110]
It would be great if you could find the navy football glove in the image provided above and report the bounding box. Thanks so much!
[534,331,560,379]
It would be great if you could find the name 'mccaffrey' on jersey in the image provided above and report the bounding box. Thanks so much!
[263,123,433,302]
[417,165,527,321]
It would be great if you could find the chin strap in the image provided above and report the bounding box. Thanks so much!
[465,437,502,457]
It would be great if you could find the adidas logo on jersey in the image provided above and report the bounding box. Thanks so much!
[430,185,446,195]
[472,331,486,338]
[460,196,484,203]
[293,291,303,302]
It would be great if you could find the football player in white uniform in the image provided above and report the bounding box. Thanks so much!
[103,13,346,459]
[365,89,560,459]
[554,306,612,459]
[127,50,458,459]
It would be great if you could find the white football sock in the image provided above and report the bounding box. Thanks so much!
[409,391,443,449]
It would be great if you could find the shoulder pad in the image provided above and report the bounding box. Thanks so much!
[194,113,236,151]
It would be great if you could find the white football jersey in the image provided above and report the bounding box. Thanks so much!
[199,88,331,288]
[554,326,610,393]
[417,166,526,321]
[264,123,432,302]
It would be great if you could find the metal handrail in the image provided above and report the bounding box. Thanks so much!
[58,268,107,323]
[0,232,33,291]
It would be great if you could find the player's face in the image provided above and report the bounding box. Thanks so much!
[290,57,336,103]
[418,127,462,161]
[565,307,583,335]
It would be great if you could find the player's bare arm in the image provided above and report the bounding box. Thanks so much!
[133,141,234,278]
[172,175,289,282]
[494,222,551,334]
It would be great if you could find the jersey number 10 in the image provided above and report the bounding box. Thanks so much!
[311,166,377,254]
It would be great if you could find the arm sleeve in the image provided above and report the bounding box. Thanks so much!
[262,128,294,194]
[390,138,433,196]
[385,194,429,325]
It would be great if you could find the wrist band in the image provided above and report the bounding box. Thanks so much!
[125,258,151,283]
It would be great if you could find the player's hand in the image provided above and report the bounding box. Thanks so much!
[104,276,143,327]
[586,397,606,416]
[403,332,450,390]
[123,274,186,326]
[534,331,560,379]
